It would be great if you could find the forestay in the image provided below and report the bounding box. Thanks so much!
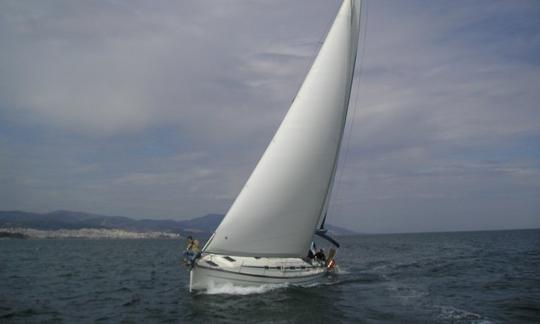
[204,0,362,257]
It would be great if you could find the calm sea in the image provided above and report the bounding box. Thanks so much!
[1,229,539,323]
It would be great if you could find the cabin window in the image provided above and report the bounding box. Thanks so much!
[223,256,236,262]
[206,260,219,267]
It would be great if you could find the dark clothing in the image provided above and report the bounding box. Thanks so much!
[314,251,326,262]
[184,250,196,265]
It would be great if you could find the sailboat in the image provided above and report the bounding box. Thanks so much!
[189,0,362,292]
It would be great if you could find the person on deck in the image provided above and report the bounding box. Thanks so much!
[314,248,326,263]
[183,236,200,266]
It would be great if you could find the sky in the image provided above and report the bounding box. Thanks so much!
[1,0,539,233]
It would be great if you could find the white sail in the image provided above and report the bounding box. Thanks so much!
[204,0,362,257]
[317,0,361,230]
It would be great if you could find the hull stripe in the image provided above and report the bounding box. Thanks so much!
[195,264,326,280]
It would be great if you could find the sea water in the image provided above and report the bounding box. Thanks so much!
[1,229,539,323]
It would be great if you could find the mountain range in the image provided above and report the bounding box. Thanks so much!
[0,210,357,237]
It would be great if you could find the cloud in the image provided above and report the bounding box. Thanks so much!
[1,0,539,232]
[0,0,337,139]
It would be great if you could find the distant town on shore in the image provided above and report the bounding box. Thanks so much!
[0,210,357,239]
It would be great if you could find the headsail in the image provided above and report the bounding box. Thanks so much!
[316,0,362,231]
[204,0,362,257]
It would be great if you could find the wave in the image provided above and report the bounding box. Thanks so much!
[435,305,492,323]
[333,265,349,274]
[202,282,289,296]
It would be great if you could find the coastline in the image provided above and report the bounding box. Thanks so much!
[0,227,181,240]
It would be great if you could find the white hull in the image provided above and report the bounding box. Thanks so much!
[189,254,327,292]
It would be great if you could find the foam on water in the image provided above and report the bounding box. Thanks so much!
[435,305,492,323]
[203,282,289,296]
[333,265,349,274]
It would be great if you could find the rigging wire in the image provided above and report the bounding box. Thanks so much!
[330,0,370,222]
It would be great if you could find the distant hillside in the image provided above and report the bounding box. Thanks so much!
[0,210,357,237]
[0,210,200,236]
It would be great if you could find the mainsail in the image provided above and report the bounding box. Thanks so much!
[204,0,362,257]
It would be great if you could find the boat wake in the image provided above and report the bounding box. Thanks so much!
[332,265,348,274]
[202,282,289,296]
